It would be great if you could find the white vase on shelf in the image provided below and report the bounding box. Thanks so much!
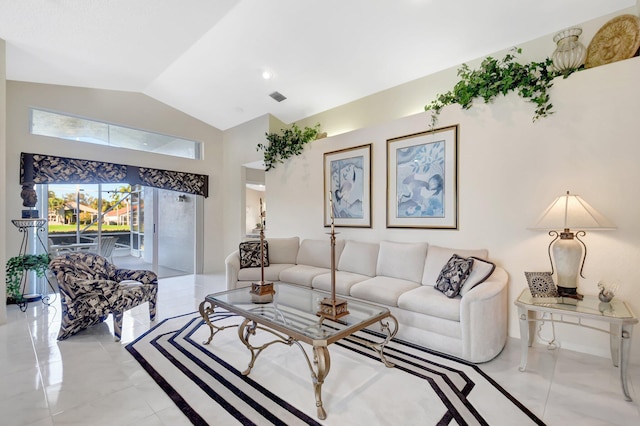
[552,27,587,72]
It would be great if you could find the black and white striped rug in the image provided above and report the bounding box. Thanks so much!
[126,312,544,425]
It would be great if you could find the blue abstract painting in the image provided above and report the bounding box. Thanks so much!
[396,141,445,218]
[330,156,364,218]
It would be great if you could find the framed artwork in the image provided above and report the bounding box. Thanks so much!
[386,125,458,229]
[324,143,372,228]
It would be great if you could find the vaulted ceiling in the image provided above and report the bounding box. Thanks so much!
[0,0,635,130]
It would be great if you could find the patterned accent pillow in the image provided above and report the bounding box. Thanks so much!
[239,241,269,269]
[459,257,496,296]
[435,254,474,298]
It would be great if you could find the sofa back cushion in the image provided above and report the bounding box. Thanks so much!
[338,240,379,277]
[376,241,428,283]
[296,238,345,269]
[422,245,488,286]
[267,237,300,265]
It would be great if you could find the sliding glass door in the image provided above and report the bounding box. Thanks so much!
[45,183,198,278]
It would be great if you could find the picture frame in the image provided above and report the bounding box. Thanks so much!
[324,143,372,228]
[524,272,558,298]
[386,125,458,229]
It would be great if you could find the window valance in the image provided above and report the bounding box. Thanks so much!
[20,152,209,198]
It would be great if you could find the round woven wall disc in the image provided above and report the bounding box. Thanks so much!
[585,14,640,68]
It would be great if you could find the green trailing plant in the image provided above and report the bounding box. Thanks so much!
[424,48,580,127]
[5,253,50,301]
[257,123,321,171]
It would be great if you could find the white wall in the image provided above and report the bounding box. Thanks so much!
[221,114,286,257]
[0,39,7,324]
[263,16,640,360]
[4,82,226,273]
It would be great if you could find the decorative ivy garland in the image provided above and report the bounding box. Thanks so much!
[424,48,580,127]
[5,254,50,301]
[257,123,321,171]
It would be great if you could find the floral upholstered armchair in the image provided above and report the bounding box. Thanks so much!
[49,252,158,341]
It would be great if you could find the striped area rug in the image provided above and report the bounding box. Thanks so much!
[126,312,544,425]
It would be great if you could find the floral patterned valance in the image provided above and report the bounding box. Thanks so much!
[20,152,209,197]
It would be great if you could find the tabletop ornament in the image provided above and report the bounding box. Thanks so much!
[597,280,618,303]
[250,198,275,298]
[317,191,349,320]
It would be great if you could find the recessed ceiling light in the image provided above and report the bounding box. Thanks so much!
[262,70,272,80]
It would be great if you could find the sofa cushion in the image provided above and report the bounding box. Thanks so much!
[376,241,428,283]
[268,237,300,265]
[239,241,269,268]
[338,240,379,277]
[350,276,420,307]
[397,286,461,321]
[422,245,488,286]
[237,264,294,282]
[312,271,370,296]
[434,254,474,298]
[460,257,496,296]
[296,239,345,269]
[279,265,329,287]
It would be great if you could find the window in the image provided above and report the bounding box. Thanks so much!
[30,108,202,160]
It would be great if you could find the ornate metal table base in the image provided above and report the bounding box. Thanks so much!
[198,301,240,345]
[199,299,398,420]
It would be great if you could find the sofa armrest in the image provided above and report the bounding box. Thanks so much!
[225,250,241,290]
[459,267,509,363]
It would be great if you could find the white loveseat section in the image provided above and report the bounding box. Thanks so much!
[225,237,508,363]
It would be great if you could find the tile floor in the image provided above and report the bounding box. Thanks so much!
[1,273,639,425]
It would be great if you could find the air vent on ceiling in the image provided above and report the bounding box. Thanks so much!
[269,91,287,102]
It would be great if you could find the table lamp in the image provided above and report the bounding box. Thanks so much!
[531,191,615,300]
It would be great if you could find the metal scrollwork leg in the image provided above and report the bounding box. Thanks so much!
[312,346,330,420]
[237,318,295,376]
[199,300,238,345]
[368,314,399,367]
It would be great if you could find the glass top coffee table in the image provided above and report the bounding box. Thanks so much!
[199,283,398,420]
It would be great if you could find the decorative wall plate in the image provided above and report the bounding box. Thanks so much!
[585,14,640,69]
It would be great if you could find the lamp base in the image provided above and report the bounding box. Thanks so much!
[317,297,349,320]
[250,281,275,296]
[557,286,584,300]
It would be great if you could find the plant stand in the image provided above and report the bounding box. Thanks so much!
[10,219,56,311]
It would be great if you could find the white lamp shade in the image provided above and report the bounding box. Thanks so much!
[531,191,615,231]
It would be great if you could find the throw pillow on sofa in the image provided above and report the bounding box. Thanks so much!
[239,241,269,268]
[435,254,474,298]
[459,257,496,296]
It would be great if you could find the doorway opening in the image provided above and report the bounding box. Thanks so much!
[243,164,266,239]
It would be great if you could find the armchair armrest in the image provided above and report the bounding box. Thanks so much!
[114,268,158,285]
[62,278,120,299]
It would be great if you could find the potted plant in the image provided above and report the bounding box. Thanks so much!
[257,123,322,171]
[424,48,580,127]
[5,253,50,303]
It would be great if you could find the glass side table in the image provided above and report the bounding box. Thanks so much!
[515,289,637,401]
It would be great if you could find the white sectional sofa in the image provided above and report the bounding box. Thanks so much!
[225,237,508,363]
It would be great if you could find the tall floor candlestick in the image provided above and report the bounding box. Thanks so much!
[251,197,274,299]
[318,191,349,319]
